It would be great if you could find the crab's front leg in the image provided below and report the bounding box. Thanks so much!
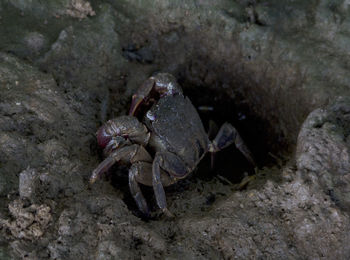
[90,144,152,183]
[209,122,256,166]
[129,161,177,216]
[91,115,151,183]
[91,144,155,216]
[152,151,190,217]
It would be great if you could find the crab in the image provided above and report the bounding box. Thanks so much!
[90,73,255,216]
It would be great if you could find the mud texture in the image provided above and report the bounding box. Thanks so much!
[1,1,350,259]
[297,97,350,212]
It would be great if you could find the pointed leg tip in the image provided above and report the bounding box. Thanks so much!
[140,209,151,219]
[163,208,175,218]
[89,176,97,184]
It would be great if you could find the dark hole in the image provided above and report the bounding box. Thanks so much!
[181,84,274,183]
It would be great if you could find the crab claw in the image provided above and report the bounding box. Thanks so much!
[129,73,183,115]
[129,95,144,116]
[129,78,155,116]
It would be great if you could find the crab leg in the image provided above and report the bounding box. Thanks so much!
[152,157,168,215]
[90,144,152,184]
[129,162,177,216]
[90,156,117,184]
[152,152,189,217]
[129,165,149,216]
[209,122,256,166]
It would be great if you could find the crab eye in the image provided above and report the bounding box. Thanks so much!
[96,126,111,148]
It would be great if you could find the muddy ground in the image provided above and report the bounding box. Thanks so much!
[1,1,350,259]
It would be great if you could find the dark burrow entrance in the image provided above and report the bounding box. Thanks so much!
[179,79,278,181]
[99,70,291,219]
